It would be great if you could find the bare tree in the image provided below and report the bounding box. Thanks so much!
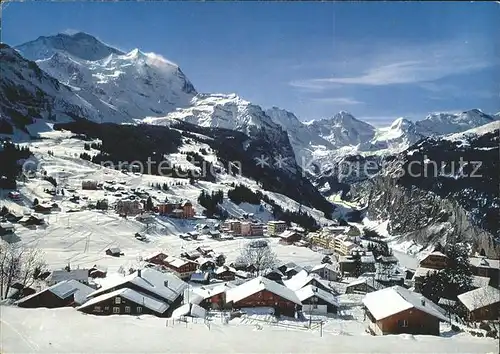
[0,243,46,299]
[236,241,278,275]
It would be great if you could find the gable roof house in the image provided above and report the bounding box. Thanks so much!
[469,257,500,288]
[363,286,448,336]
[295,285,339,314]
[346,277,386,294]
[310,263,339,282]
[457,286,500,322]
[226,276,302,317]
[47,269,90,286]
[16,280,94,309]
[77,268,188,317]
[283,270,334,294]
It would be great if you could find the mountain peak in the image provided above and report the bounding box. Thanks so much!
[16,32,124,61]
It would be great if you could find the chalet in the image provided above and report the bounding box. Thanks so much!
[47,269,90,286]
[215,266,236,281]
[208,230,221,239]
[418,251,449,270]
[278,230,302,245]
[89,265,108,279]
[363,286,447,336]
[34,204,52,214]
[295,285,339,314]
[192,284,232,310]
[181,201,195,219]
[457,286,500,322]
[106,247,122,257]
[188,231,200,239]
[310,263,339,282]
[196,246,214,257]
[164,256,198,279]
[346,277,385,294]
[144,252,169,266]
[0,222,15,235]
[197,224,210,234]
[262,269,285,283]
[226,276,302,317]
[469,257,500,288]
[377,255,399,265]
[267,221,287,236]
[180,251,202,261]
[20,215,44,226]
[283,270,333,294]
[197,258,216,272]
[16,280,94,309]
[471,275,491,289]
[77,268,187,317]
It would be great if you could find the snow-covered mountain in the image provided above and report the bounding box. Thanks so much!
[414,109,497,136]
[15,32,196,122]
[264,107,333,162]
[367,117,424,152]
[307,111,376,148]
[0,43,122,133]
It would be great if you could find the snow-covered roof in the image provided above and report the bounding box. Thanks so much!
[87,268,187,303]
[17,280,93,305]
[278,230,300,239]
[346,277,385,291]
[311,263,338,273]
[295,285,339,307]
[283,270,330,292]
[196,257,214,266]
[471,275,491,289]
[166,257,191,269]
[78,288,169,314]
[457,286,500,312]
[226,276,301,305]
[362,286,447,322]
[0,222,15,229]
[48,269,89,283]
[412,267,441,279]
[215,266,236,275]
[418,251,448,262]
[469,257,500,270]
[438,298,456,307]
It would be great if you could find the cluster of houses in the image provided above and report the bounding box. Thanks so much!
[409,250,500,323]
[0,208,45,236]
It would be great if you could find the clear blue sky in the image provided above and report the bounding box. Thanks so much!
[2,1,499,125]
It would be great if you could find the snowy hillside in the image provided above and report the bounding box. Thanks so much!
[15,32,197,122]
[367,117,424,153]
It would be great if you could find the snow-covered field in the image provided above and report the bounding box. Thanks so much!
[1,307,497,354]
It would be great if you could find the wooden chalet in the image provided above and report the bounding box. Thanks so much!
[164,256,198,279]
[418,251,449,270]
[470,257,500,288]
[0,222,15,235]
[310,263,339,281]
[283,270,333,294]
[215,266,236,281]
[457,286,500,322]
[295,285,339,314]
[16,280,94,309]
[363,286,448,336]
[226,276,302,317]
[77,268,187,317]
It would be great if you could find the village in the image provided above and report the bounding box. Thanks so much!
[1,174,499,345]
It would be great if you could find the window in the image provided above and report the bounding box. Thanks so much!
[398,320,408,328]
[113,307,120,314]
[115,297,121,304]
[104,306,109,311]
[137,306,143,314]
[94,306,101,312]
[125,306,131,313]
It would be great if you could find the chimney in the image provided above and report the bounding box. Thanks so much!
[137,269,142,278]
[164,280,169,288]
[421,299,425,306]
